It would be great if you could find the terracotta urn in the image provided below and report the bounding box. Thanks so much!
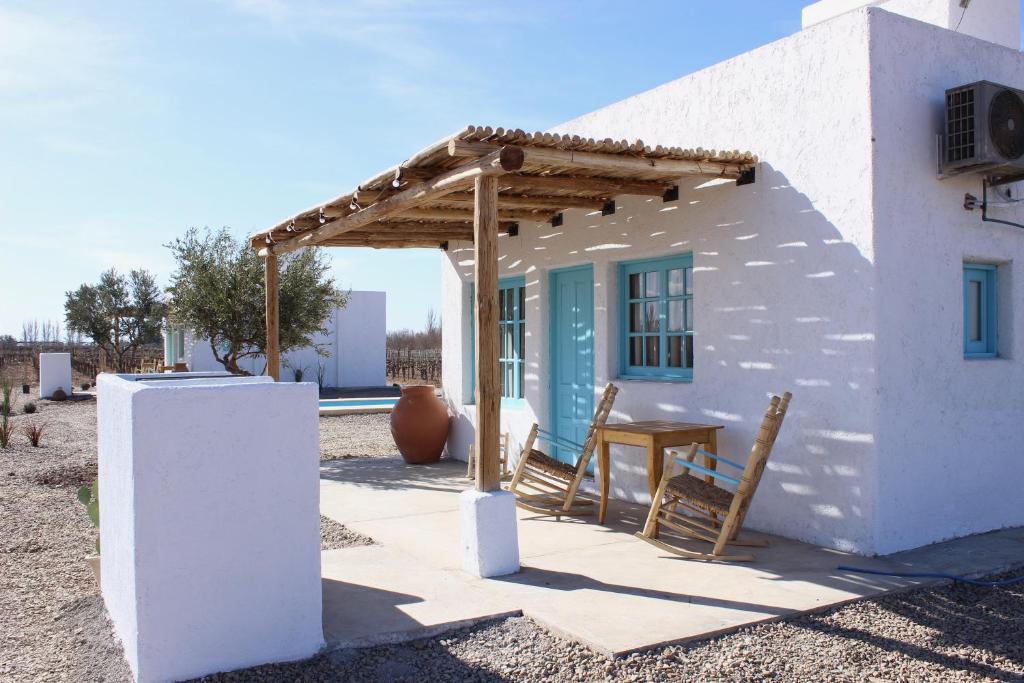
[390,385,450,464]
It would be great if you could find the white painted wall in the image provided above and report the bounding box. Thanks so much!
[97,372,323,682]
[442,6,1024,555]
[803,0,1021,50]
[38,352,72,399]
[868,11,1024,553]
[177,290,386,387]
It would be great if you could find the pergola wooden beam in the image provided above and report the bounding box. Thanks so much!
[264,253,280,381]
[448,139,747,179]
[259,146,525,256]
[473,174,501,491]
[499,174,675,197]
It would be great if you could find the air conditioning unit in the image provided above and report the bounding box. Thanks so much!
[942,81,1024,178]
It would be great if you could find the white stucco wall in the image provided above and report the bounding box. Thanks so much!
[442,6,1024,555]
[337,290,387,387]
[445,8,881,553]
[38,352,72,399]
[178,290,386,387]
[868,11,1024,553]
[97,372,323,682]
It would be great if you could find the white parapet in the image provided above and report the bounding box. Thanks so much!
[97,372,324,683]
[459,489,520,578]
[38,352,72,399]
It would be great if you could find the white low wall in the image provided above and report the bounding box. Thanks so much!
[39,352,72,399]
[97,372,323,682]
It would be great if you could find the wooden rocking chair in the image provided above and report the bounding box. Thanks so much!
[636,392,791,562]
[507,383,618,518]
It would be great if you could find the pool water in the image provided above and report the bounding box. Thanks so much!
[318,397,398,409]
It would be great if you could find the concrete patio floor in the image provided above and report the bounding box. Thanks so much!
[319,457,1024,657]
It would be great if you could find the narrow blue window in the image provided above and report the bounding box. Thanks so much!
[468,276,526,404]
[619,253,693,380]
[963,264,997,358]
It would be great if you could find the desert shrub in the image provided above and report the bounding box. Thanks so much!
[293,366,306,383]
[23,402,36,414]
[0,375,13,417]
[23,422,45,447]
[80,382,90,391]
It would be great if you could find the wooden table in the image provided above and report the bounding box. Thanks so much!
[596,421,724,524]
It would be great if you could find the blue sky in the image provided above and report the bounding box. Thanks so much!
[0,0,812,336]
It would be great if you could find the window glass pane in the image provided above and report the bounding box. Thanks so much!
[518,323,524,359]
[518,286,525,321]
[630,303,643,333]
[629,273,641,299]
[667,335,682,367]
[969,280,982,342]
[645,336,660,367]
[685,299,692,331]
[684,335,694,368]
[645,302,660,332]
[517,362,524,399]
[505,324,515,358]
[685,267,693,295]
[500,362,507,396]
[629,337,643,366]
[645,271,660,298]
[668,300,683,332]
[668,268,684,296]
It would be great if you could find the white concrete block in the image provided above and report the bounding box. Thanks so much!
[97,372,324,683]
[459,489,520,578]
[38,352,72,399]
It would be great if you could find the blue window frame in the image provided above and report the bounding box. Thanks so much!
[963,263,997,358]
[468,276,526,404]
[619,254,693,380]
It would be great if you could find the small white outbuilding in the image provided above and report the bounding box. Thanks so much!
[165,290,387,387]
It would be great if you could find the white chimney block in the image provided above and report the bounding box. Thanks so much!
[803,0,1021,50]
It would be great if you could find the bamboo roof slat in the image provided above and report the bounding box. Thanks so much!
[251,124,758,253]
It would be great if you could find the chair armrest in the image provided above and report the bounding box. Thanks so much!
[670,456,741,486]
[695,448,744,471]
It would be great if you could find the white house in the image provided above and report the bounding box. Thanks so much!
[166,290,387,387]
[440,0,1024,556]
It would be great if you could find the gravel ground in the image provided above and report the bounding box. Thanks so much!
[319,412,397,461]
[6,398,1024,682]
[192,572,1024,682]
[321,515,374,550]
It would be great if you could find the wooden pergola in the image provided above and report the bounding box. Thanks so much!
[250,125,756,492]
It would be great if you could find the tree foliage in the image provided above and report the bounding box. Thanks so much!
[64,269,165,371]
[166,227,344,374]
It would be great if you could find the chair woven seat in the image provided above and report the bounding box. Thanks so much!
[524,449,577,481]
[665,474,734,516]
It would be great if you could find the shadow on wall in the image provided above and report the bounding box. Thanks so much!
[450,164,879,552]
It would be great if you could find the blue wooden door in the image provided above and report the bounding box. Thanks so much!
[549,265,595,467]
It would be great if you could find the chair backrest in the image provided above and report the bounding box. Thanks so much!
[573,383,619,475]
[732,392,791,525]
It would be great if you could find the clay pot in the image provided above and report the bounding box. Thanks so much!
[172,361,189,373]
[51,388,68,402]
[390,385,450,464]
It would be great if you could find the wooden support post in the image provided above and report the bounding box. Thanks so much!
[473,175,501,492]
[264,252,281,381]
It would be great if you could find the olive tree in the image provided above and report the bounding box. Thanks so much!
[64,269,165,371]
[166,227,344,375]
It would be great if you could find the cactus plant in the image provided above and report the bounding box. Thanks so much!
[77,480,100,553]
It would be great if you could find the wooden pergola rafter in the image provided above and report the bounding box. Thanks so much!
[249,125,757,492]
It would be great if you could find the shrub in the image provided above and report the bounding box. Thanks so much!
[293,366,306,383]
[0,375,13,417]
[80,382,90,391]
[23,422,45,447]
[23,402,36,414]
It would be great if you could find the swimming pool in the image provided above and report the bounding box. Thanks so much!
[318,397,398,414]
